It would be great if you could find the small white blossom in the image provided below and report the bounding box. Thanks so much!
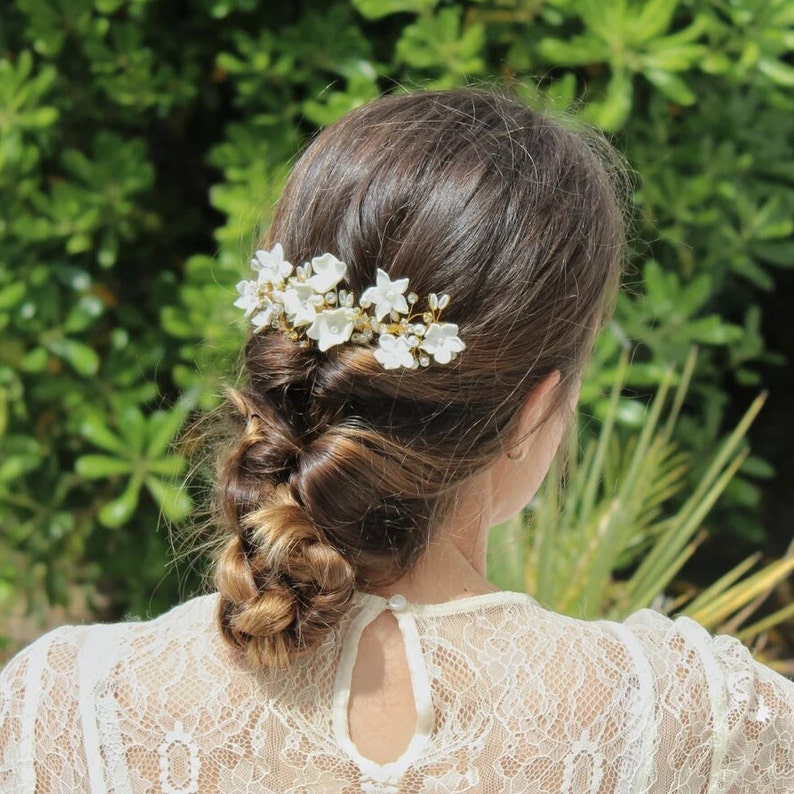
[251,243,293,286]
[307,253,347,293]
[250,300,276,332]
[306,307,356,351]
[360,269,410,321]
[374,334,416,370]
[420,322,465,364]
[279,283,317,327]
[234,279,266,317]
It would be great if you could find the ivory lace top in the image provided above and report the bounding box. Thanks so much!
[1,591,793,793]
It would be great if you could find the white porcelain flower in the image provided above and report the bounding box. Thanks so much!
[374,334,416,370]
[419,322,465,364]
[360,269,410,321]
[251,243,293,286]
[306,253,347,293]
[233,279,265,317]
[250,300,276,332]
[279,283,317,327]
[306,307,356,351]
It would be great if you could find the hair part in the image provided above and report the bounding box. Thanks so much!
[212,87,626,668]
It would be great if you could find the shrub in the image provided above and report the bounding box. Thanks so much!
[1,0,792,643]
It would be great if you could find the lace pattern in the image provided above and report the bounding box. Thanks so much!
[2,592,793,792]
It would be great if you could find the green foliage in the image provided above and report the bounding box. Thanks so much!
[75,396,194,528]
[1,0,792,641]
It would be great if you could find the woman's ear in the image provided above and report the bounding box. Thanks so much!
[517,370,563,438]
[491,370,570,523]
[505,370,563,462]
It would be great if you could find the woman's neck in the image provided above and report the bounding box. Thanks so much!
[370,477,500,604]
[371,541,499,604]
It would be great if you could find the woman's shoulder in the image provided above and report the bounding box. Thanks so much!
[485,592,783,676]
[493,599,794,790]
[465,594,794,725]
[0,595,228,790]
[439,589,710,659]
[1,594,228,737]
[1,594,223,693]
[538,600,793,699]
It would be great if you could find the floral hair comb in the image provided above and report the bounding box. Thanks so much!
[234,244,465,370]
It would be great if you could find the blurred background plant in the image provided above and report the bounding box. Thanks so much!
[1,0,792,658]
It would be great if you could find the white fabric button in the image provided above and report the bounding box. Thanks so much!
[387,594,407,612]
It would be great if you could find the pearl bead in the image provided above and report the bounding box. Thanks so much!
[387,594,407,612]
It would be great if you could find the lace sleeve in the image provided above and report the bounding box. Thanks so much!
[623,610,794,793]
[0,627,91,793]
[707,628,794,791]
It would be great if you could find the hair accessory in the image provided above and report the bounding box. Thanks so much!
[234,244,465,370]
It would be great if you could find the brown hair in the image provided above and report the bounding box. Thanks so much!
[213,88,625,668]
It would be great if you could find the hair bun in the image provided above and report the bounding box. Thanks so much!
[216,484,355,668]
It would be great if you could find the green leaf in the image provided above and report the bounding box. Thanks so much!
[21,347,49,372]
[352,0,437,20]
[537,36,607,67]
[642,260,668,301]
[576,0,625,44]
[63,294,105,333]
[0,452,42,484]
[396,8,485,75]
[614,398,648,428]
[94,0,125,13]
[685,316,742,345]
[116,406,148,453]
[98,478,142,528]
[79,414,127,455]
[755,218,794,242]
[44,338,100,376]
[145,455,187,478]
[301,75,380,127]
[0,283,25,310]
[145,476,193,521]
[643,69,696,105]
[75,454,134,479]
[584,67,633,131]
[679,275,711,315]
[757,57,794,87]
[633,0,681,43]
[750,240,794,266]
[147,405,191,459]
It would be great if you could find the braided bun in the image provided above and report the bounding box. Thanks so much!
[212,88,626,667]
[216,483,354,668]
[214,378,358,668]
[214,342,438,668]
